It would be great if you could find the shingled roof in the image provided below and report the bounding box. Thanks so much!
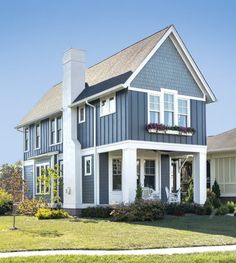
[17,26,170,128]
[208,128,236,153]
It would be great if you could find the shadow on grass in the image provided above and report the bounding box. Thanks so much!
[19,229,63,238]
[130,214,236,239]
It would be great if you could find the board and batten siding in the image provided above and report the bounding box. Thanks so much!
[82,155,94,204]
[24,165,34,199]
[128,90,206,145]
[78,89,129,149]
[99,152,109,204]
[24,118,63,161]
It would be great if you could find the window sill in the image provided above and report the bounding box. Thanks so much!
[147,128,193,136]
[50,142,62,147]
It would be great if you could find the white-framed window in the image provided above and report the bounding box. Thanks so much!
[50,116,62,145]
[78,106,85,123]
[144,160,156,190]
[84,156,92,176]
[164,93,174,126]
[149,95,160,123]
[178,99,188,127]
[112,159,122,191]
[100,95,116,116]
[36,163,50,195]
[35,123,41,149]
[24,127,29,152]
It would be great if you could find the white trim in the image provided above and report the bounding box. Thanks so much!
[49,116,62,146]
[34,123,41,150]
[78,105,85,123]
[35,162,50,195]
[70,84,125,108]
[125,25,216,103]
[84,156,92,176]
[24,127,30,153]
[28,151,59,160]
[100,94,116,117]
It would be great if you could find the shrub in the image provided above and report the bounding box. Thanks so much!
[165,203,185,216]
[81,206,113,218]
[203,199,213,215]
[0,188,13,215]
[207,189,221,208]
[226,201,236,213]
[135,184,143,201]
[212,180,221,199]
[17,198,48,216]
[111,200,164,222]
[185,178,193,203]
[35,208,70,220]
[215,205,229,216]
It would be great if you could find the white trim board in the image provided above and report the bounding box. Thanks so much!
[125,25,216,103]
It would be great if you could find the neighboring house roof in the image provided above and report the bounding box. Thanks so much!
[207,128,236,153]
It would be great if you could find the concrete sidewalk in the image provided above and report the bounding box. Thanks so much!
[1,245,236,258]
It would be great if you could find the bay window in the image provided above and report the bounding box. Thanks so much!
[164,93,174,126]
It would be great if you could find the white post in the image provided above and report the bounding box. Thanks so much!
[122,148,137,203]
[193,151,207,204]
[62,49,85,210]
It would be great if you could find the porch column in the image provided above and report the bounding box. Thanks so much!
[122,148,137,203]
[193,151,207,204]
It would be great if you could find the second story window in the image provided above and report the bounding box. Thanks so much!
[24,127,29,152]
[149,95,160,123]
[100,95,116,116]
[79,106,85,123]
[178,99,188,127]
[164,93,174,126]
[50,116,62,145]
[35,123,40,149]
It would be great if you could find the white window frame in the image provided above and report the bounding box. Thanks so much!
[84,156,92,176]
[147,89,190,127]
[148,93,161,124]
[24,127,29,152]
[78,106,85,123]
[112,158,122,191]
[35,123,41,150]
[49,116,62,146]
[36,162,50,195]
[100,94,116,117]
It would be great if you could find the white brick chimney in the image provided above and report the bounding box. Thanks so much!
[62,48,85,212]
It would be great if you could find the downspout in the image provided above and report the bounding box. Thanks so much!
[85,101,97,205]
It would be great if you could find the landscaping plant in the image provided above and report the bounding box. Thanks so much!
[226,201,236,213]
[135,183,143,201]
[81,206,113,218]
[35,208,70,219]
[212,180,221,199]
[17,198,48,216]
[185,177,193,203]
[0,188,13,215]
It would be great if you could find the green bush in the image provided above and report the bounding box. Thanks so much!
[215,205,229,216]
[17,198,48,216]
[81,206,113,218]
[135,184,143,201]
[185,177,193,203]
[111,200,164,222]
[0,188,13,215]
[207,189,221,208]
[212,180,221,199]
[226,201,236,213]
[165,203,185,216]
[203,199,213,215]
[35,208,70,220]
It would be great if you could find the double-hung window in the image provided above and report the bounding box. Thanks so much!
[56,117,62,143]
[36,164,50,195]
[50,119,56,145]
[164,93,174,126]
[100,95,116,116]
[144,160,155,190]
[178,99,188,127]
[35,123,40,149]
[112,159,122,190]
[79,106,85,123]
[50,116,62,145]
[24,127,29,152]
[84,156,92,176]
[149,95,160,123]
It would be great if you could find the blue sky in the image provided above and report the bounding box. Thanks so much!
[0,0,235,164]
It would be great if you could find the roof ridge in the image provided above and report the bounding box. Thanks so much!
[88,25,171,70]
[208,127,236,138]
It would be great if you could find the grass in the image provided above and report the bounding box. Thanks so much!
[0,215,236,252]
[1,253,236,263]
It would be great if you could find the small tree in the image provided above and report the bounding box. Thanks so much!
[185,177,193,203]
[212,180,221,199]
[135,183,143,202]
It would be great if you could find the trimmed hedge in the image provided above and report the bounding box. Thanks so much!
[0,188,13,215]
[35,208,70,220]
[81,206,113,218]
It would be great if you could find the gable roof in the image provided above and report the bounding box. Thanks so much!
[17,25,216,128]
[208,128,236,153]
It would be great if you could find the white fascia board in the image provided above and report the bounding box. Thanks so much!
[28,151,59,160]
[69,84,126,108]
[125,25,216,103]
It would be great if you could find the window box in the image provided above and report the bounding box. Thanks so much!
[147,123,195,136]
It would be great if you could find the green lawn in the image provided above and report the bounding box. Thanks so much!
[1,253,236,263]
[0,215,236,252]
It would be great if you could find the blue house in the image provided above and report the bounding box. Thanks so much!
[17,25,216,215]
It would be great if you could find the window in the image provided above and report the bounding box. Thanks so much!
[144,160,155,190]
[100,95,116,116]
[79,106,85,123]
[56,117,62,143]
[35,123,40,149]
[50,116,62,145]
[178,99,188,127]
[36,164,50,194]
[24,127,29,152]
[149,95,160,123]
[112,159,122,190]
[164,94,174,126]
[84,156,92,176]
